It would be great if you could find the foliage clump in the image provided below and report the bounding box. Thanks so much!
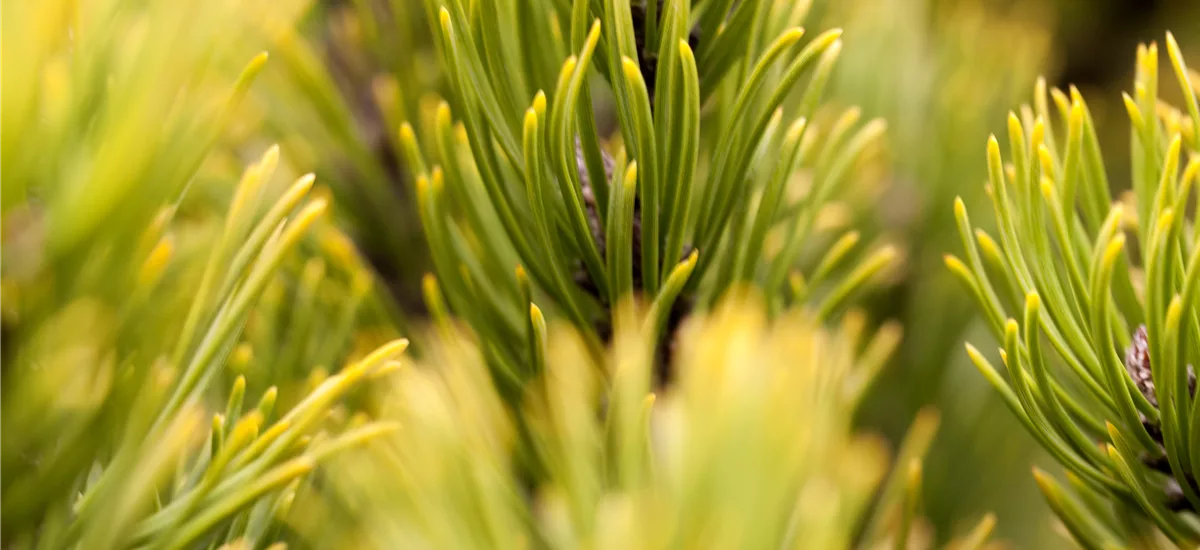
[298,293,999,549]
[1,1,404,547]
[400,0,895,390]
[950,30,1200,548]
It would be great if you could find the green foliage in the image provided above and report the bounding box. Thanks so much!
[1,0,405,547]
[400,0,895,384]
[299,294,994,549]
[19,0,1200,548]
[950,31,1200,547]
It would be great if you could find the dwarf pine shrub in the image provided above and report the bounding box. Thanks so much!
[950,31,1200,547]
[23,0,1197,548]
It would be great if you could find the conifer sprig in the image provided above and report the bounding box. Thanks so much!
[400,0,896,384]
[950,31,1200,547]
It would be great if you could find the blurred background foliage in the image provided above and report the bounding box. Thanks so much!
[812,0,1058,544]
[0,0,407,545]
[5,0,1200,547]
